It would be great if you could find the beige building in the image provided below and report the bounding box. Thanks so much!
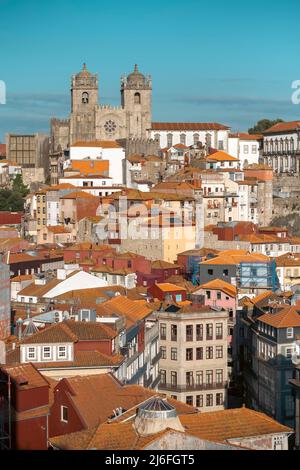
[5,133,49,183]
[157,304,228,411]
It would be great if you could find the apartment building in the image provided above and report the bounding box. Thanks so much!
[157,304,228,411]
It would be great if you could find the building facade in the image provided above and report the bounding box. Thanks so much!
[158,304,228,412]
[51,64,153,151]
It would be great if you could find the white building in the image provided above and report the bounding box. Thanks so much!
[228,133,262,169]
[69,141,126,185]
[262,121,300,173]
[150,123,230,151]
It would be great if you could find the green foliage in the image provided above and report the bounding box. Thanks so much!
[12,174,30,197]
[0,175,29,211]
[248,119,284,135]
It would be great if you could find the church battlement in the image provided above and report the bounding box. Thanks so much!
[98,104,123,111]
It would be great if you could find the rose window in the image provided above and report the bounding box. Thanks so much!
[104,120,117,133]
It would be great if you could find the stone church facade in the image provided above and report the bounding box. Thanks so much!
[50,64,153,152]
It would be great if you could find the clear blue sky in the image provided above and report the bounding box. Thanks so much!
[1,0,300,141]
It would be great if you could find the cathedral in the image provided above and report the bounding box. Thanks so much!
[50,64,153,153]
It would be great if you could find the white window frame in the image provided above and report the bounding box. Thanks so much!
[27,347,36,361]
[42,346,52,360]
[60,405,68,423]
[287,327,294,339]
[58,345,67,359]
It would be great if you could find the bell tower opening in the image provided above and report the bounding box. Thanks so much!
[134,92,141,104]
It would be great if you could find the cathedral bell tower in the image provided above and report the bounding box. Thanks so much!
[121,64,152,139]
[70,63,98,145]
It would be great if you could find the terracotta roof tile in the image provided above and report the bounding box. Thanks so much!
[198,279,237,297]
[152,122,230,131]
[259,306,300,328]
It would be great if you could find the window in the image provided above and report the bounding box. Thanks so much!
[206,323,213,340]
[171,371,177,386]
[186,348,193,361]
[196,324,203,341]
[61,406,68,423]
[171,324,177,341]
[216,323,223,339]
[216,393,224,406]
[196,347,203,360]
[287,328,294,339]
[161,346,166,359]
[42,346,51,360]
[82,92,89,104]
[216,346,223,359]
[206,370,213,384]
[160,323,166,340]
[196,395,203,407]
[206,347,213,359]
[134,92,141,104]
[216,369,223,384]
[286,348,293,359]
[193,133,200,145]
[171,348,177,361]
[160,369,166,385]
[186,325,193,341]
[196,371,203,385]
[186,396,193,406]
[186,372,193,386]
[58,346,67,359]
[206,394,213,407]
[27,347,36,360]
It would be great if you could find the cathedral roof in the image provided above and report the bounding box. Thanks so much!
[127,64,146,84]
[76,63,93,78]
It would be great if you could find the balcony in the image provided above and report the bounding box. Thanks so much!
[159,381,227,393]
[126,363,147,385]
[151,350,162,366]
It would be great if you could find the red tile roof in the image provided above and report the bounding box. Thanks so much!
[152,123,230,131]
[264,121,300,134]
[0,211,23,225]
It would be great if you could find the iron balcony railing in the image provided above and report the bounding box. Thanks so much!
[159,381,227,393]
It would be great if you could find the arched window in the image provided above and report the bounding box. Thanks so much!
[134,92,141,104]
[193,133,200,145]
[154,133,160,145]
[82,92,89,104]
[180,133,186,145]
[206,133,212,148]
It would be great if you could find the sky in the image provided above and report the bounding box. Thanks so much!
[1,0,300,141]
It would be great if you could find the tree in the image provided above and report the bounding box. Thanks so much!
[248,119,284,135]
[12,174,29,198]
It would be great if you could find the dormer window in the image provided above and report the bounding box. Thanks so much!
[58,346,67,359]
[27,347,36,361]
